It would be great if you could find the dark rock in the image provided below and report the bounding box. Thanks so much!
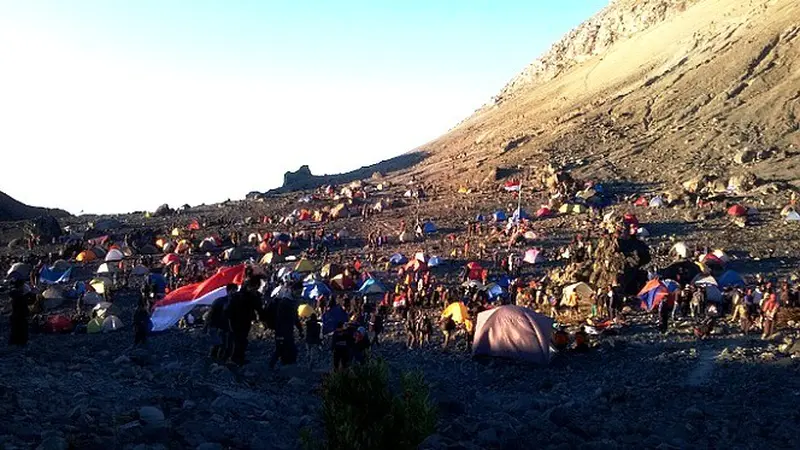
[153,204,173,217]
[546,406,573,427]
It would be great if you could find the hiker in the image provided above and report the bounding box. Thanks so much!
[574,326,589,352]
[331,320,353,371]
[133,297,151,346]
[9,280,33,346]
[732,292,751,333]
[369,307,384,347]
[761,292,779,339]
[207,283,237,360]
[690,287,704,318]
[269,287,304,369]
[417,312,433,347]
[352,326,371,364]
[226,277,266,366]
[440,314,457,349]
[405,309,419,349]
[305,313,323,369]
[658,290,674,333]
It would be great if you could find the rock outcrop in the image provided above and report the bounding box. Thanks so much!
[0,191,70,222]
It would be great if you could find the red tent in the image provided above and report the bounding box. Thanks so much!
[466,262,483,281]
[727,205,747,217]
[44,315,74,334]
[623,213,639,227]
[162,254,181,266]
[535,207,552,218]
[187,219,201,231]
[634,197,648,207]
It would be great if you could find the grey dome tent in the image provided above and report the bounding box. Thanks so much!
[472,305,553,365]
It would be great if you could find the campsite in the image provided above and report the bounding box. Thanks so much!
[2,0,800,449]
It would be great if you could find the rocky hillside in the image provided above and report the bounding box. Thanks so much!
[493,0,702,104]
[405,0,800,198]
[0,191,69,222]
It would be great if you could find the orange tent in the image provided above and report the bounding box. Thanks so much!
[258,241,273,254]
[76,250,97,263]
[155,238,168,249]
[298,209,312,221]
[187,219,201,231]
[404,259,428,273]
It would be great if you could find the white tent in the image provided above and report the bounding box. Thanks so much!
[786,211,800,222]
[649,196,665,208]
[562,282,593,305]
[105,249,124,262]
[102,315,124,332]
[671,242,689,259]
[97,263,116,274]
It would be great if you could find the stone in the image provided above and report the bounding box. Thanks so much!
[138,406,166,429]
[684,406,704,420]
[547,406,573,427]
[734,148,757,164]
[36,437,68,450]
[113,355,130,365]
[477,427,501,446]
[419,433,447,449]
[287,377,306,389]
[210,395,236,412]
[195,444,223,450]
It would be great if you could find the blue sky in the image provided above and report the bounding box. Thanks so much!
[0,0,606,214]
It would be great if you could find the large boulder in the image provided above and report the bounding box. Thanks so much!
[733,148,757,164]
[153,204,174,217]
[30,215,62,240]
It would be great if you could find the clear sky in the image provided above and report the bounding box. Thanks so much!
[0,0,606,215]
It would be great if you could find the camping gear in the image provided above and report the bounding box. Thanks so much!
[442,302,468,324]
[302,281,332,300]
[717,270,745,288]
[523,249,543,264]
[44,315,74,334]
[389,253,408,266]
[638,279,669,311]
[472,306,553,365]
[358,278,387,295]
[294,258,315,273]
[39,266,72,285]
[105,248,124,262]
[727,204,747,217]
[102,316,124,332]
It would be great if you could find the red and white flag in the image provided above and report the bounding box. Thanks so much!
[503,181,521,192]
[150,265,246,331]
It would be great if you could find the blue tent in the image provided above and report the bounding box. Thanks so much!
[717,270,745,288]
[147,273,168,295]
[302,281,332,301]
[428,256,443,267]
[422,222,437,234]
[484,283,505,301]
[358,278,387,295]
[39,266,72,285]
[512,208,530,222]
[475,214,485,222]
[496,275,511,289]
[322,304,348,334]
[663,279,681,293]
[493,211,507,221]
[389,253,408,265]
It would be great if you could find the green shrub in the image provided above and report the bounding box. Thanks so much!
[311,359,437,450]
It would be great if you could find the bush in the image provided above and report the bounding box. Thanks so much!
[308,359,437,450]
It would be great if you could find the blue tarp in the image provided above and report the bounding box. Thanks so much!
[389,253,408,265]
[322,305,348,334]
[493,211,507,221]
[422,222,437,234]
[717,270,745,288]
[302,281,332,300]
[39,266,72,285]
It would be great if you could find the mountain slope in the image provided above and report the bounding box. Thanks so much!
[0,191,70,221]
[409,0,800,194]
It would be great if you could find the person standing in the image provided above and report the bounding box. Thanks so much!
[133,298,152,347]
[269,294,303,369]
[331,320,353,371]
[305,313,322,369]
[9,280,33,346]
[226,277,266,366]
[761,291,779,339]
[206,284,237,360]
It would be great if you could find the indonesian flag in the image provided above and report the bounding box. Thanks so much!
[503,181,521,192]
[150,265,246,331]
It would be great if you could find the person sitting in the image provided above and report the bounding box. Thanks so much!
[552,327,570,351]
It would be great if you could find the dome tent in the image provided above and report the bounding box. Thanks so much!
[472,306,553,365]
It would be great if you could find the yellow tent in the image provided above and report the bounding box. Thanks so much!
[441,302,468,324]
[260,252,276,265]
[330,203,349,219]
[175,239,191,254]
[458,186,471,194]
[572,204,587,214]
[298,304,314,319]
[558,204,571,214]
[90,278,112,295]
[294,258,315,273]
[695,261,711,275]
[76,250,97,263]
[171,227,181,237]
